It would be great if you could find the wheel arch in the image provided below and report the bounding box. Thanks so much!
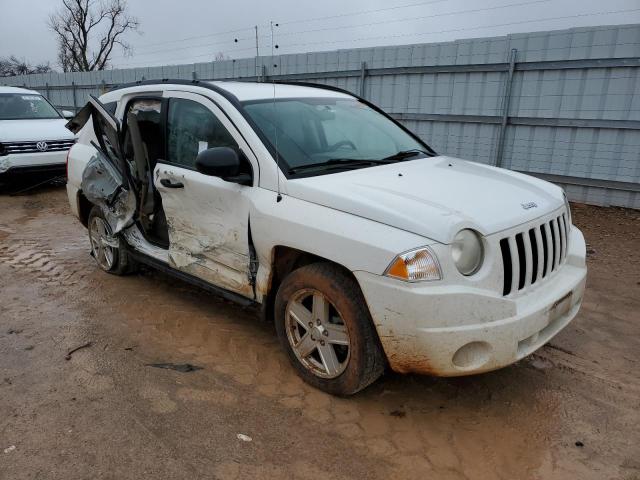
[77,190,93,228]
[260,245,359,323]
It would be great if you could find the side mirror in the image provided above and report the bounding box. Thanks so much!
[195,147,251,185]
[61,110,75,119]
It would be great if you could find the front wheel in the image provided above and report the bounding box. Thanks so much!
[274,263,385,395]
[87,206,136,275]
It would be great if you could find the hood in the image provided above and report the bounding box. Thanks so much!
[0,118,75,142]
[285,156,565,244]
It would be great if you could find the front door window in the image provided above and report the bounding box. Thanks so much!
[166,98,238,169]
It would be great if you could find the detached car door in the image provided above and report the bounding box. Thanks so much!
[155,91,256,299]
[67,95,137,233]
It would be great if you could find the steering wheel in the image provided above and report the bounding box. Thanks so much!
[327,140,357,151]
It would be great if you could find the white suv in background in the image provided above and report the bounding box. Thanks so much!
[0,86,75,183]
[65,80,587,395]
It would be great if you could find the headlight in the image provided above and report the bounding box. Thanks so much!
[384,246,441,282]
[451,229,484,276]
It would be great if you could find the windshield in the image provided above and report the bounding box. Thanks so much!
[0,93,61,120]
[242,97,431,176]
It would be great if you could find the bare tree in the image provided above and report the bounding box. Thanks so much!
[48,0,139,72]
[215,51,231,61]
[0,56,52,77]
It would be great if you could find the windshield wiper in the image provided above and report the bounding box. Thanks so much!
[289,158,392,174]
[288,150,432,174]
[382,149,430,161]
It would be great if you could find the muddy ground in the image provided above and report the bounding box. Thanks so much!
[0,184,638,480]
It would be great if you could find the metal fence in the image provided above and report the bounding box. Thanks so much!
[3,23,640,208]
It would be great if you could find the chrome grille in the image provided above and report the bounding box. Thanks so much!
[1,139,75,154]
[500,212,569,296]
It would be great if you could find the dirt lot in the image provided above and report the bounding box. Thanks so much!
[0,184,638,480]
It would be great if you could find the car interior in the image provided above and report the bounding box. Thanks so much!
[116,95,256,249]
[122,98,170,248]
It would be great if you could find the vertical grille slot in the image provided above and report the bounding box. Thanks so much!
[500,238,512,296]
[561,214,570,256]
[515,233,526,290]
[547,222,556,272]
[541,224,550,277]
[549,218,560,271]
[558,215,566,262]
[529,229,538,284]
[534,226,544,281]
[508,237,520,295]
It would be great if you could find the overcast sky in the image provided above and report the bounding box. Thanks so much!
[1,0,639,70]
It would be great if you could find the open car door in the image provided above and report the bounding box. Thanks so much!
[67,96,138,233]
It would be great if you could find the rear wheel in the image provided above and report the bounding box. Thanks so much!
[87,206,136,275]
[274,263,384,395]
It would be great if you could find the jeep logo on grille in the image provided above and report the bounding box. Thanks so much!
[521,202,538,210]
[36,141,48,152]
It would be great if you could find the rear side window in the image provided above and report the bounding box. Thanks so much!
[166,98,237,169]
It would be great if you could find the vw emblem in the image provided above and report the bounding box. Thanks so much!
[36,141,48,152]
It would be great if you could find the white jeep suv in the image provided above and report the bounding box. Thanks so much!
[65,80,587,395]
[0,86,75,182]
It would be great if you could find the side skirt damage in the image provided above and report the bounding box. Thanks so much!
[126,248,256,307]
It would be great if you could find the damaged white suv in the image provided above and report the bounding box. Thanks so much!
[66,80,587,395]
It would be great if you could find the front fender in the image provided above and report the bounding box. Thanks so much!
[248,188,436,301]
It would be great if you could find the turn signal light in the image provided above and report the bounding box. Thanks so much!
[384,247,441,282]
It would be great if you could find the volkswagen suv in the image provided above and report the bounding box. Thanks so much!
[0,86,75,183]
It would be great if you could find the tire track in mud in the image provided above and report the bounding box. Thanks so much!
[3,243,630,479]
[533,349,640,397]
[0,238,93,287]
[111,281,508,479]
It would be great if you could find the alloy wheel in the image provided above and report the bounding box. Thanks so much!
[89,216,115,271]
[285,288,351,379]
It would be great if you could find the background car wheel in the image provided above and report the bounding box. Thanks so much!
[274,262,385,396]
[87,206,137,275]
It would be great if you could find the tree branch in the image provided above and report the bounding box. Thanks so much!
[48,0,139,72]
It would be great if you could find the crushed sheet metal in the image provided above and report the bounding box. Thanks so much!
[167,219,247,272]
[170,249,255,299]
[81,153,135,233]
[164,216,254,298]
[123,226,169,263]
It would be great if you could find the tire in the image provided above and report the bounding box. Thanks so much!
[274,262,385,396]
[87,206,137,275]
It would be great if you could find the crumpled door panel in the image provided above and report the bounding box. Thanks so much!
[69,95,137,234]
[81,150,136,233]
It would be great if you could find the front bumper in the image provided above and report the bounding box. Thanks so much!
[0,151,68,177]
[355,227,587,376]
